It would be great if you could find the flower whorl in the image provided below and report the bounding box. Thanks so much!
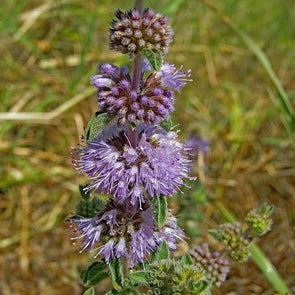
[69,200,184,266]
[72,124,193,206]
[109,8,173,57]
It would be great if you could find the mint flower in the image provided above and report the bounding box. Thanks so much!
[91,62,176,125]
[190,243,230,287]
[156,64,192,91]
[73,124,194,206]
[69,200,183,266]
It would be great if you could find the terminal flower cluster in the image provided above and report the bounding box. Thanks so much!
[109,8,173,56]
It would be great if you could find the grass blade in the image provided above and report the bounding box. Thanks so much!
[203,0,295,133]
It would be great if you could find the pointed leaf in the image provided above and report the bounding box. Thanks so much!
[85,111,113,141]
[160,117,173,131]
[194,280,209,293]
[259,203,274,217]
[150,195,167,228]
[105,290,118,295]
[81,261,108,286]
[207,229,221,241]
[106,289,141,295]
[153,240,169,261]
[181,253,193,266]
[141,48,162,71]
[83,287,95,295]
[79,184,91,200]
[109,258,124,290]
[187,278,196,292]
[129,271,149,285]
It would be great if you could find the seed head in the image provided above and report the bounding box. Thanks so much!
[218,222,252,262]
[245,203,274,236]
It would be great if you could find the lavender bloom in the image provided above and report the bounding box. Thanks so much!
[156,211,185,251]
[69,200,183,266]
[190,243,230,287]
[109,8,173,56]
[73,124,194,206]
[156,64,192,91]
[91,62,176,125]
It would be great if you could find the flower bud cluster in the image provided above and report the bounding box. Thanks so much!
[190,243,230,287]
[148,259,211,295]
[246,203,273,236]
[91,63,175,125]
[109,9,173,57]
[218,222,252,262]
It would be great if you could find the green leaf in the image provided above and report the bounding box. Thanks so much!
[181,253,193,266]
[141,48,162,71]
[83,287,95,295]
[207,229,221,241]
[187,278,196,292]
[79,184,91,200]
[194,280,209,293]
[105,290,118,295]
[81,261,108,286]
[129,271,149,285]
[152,240,169,262]
[160,117,173,131]
[259,203,274,217]
[109,258,124,290]
[85,111,113,141]
[106,289,141,295]
[150,195,167,228]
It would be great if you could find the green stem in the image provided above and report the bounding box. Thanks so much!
[134,0,144,14]
[211,199,291,294]
[132,0,144,91]
[132,53,143,91]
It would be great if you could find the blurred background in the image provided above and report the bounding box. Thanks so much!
[0,0,294,294]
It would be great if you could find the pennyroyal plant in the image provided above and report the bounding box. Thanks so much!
[68,1,276,294]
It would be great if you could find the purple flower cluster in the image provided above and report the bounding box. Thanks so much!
[73,124,193,206]
[190,243,230,287]
[69,200,183,266]
[70,4,195,267]
[109,8,173,56]
[91,62,190,125]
